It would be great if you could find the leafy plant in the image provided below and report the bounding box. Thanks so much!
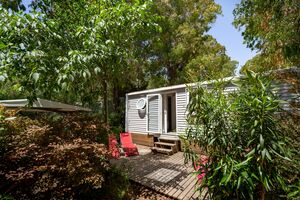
[185,71,295,199]
[0,108,126,199]
[146,0,237,87]
[234,0,300,69]
[0,0,160,122]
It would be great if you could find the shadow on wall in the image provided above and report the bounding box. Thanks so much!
[138,109,146,119]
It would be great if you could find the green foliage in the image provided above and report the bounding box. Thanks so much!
[0,0,25,12]
[0,194,14,200]
[234,0,300,70]
[146,0,237,87]
[0,1,159,110]
[240,53,294,73]
[101,167,130,200]
[185,71,295,199]
[184,35,238,82]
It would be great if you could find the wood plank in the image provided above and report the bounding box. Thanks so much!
[154,153,186,192]
[136,152,183,197]
[161,164,194,198]
[191,188,208,200]
[127,154,161,182]
[159,155,194,199]
[142,152,182,190]
[178,174,198,200]
[111,146,200,200]
[155,142,176,146]
[131,153,177,190]
[170,173,195,199]
[131,133,154,146]
[152,147,173,155]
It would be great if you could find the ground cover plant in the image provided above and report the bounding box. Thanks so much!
[184,70,300,199]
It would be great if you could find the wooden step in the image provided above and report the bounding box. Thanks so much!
[154,142,176,147]
[151,147,173,155]
[157,139,179,153]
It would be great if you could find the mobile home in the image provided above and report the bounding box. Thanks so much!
[125,68,300,148]
[124,76,238,147]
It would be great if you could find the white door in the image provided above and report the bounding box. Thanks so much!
[147,94,162,133]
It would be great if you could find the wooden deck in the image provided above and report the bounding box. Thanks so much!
[110,145,205,200]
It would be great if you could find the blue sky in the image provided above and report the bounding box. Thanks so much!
[208,0,257,73]
[22,0,256,73]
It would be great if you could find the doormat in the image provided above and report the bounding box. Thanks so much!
[145,168,181,183]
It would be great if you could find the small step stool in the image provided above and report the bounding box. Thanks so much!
[151,139,179,155]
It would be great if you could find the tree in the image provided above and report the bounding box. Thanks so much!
[234,0,300,72]
[0,1,159,123]
[184,36,238,82]
[0,0,25,11]
[145,0,237,88]
[240,53,293,73]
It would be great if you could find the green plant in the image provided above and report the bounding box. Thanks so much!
[185,71,294,199]
[0,194,14,200]
[101,167,130,200]
[0,108,128,199]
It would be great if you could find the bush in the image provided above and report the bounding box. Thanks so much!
[184,71,298,199]
[0,108,128,199]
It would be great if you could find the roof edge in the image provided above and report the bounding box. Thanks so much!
[127,75,238,96]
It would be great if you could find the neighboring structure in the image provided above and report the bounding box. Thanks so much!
[0,98,91,112]
[125,68,300,147]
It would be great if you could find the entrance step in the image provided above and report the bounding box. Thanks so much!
[154,142,176,147]
[151,147,173,155]
[152,139,179,155]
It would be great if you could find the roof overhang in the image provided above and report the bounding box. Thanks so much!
[127,76,237,96]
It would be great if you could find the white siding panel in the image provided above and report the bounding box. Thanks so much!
[272,83,300,114]
[176,90,188,133]
[127,95,147,134]
[148,95,159,132]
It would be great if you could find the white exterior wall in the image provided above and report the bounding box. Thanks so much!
[126,89,190,136]
[147,95,160,132]
[176,89,188,134]
[272,82,300,115]
[126,71,300,136]
[127,94,147,134]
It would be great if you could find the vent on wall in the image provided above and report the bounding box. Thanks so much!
[136,98,147,110]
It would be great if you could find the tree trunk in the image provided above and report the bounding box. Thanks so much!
[260,183,265,200]
[167,62,178,85]
[102,79,108,124]
[112,82,120,112]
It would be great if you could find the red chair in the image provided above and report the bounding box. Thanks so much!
[120,132,139,157]
[109,134,120,159]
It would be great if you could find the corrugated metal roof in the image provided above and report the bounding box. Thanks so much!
[0,98,91,112]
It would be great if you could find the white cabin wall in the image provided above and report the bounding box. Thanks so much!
[126,68,300,139]
[171,95,176,131]
[147,95,160,132]
[176,89,188,134]
[127,94,147,134]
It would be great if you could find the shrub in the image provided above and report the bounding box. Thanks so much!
[185,71,298,199]
[0,108,128,199]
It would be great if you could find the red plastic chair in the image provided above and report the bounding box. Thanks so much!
[109,134,120,159]
[120,132,139,157]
